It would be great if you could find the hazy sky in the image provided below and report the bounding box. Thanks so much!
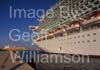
[0,0,58,48]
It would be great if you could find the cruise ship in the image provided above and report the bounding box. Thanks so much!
[29,0,100,56]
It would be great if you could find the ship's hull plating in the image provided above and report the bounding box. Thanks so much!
[34,28,100,56]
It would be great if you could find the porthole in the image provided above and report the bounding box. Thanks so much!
[78,41,80,43]
[87,34,90,36]
[74,36,76,39]
[93,33,96,35]
[78,36,80,38]
[87,40,90,43]
[93,40,96,42]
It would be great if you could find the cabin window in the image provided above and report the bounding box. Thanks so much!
[93,40,96,42]
[43,38,45,40]
[74,36,76,39]
[80,0,83,3]
[82,7,87,11]
[90,0,95,3]
[78,36,80,38]
[78,41,80,43]
[93,33,96,35]
[82,35,85,37]
[87,40,90,43]
[93,0,99,5]
[92,7,97,10]
[78,10,81,13]
[98,5,100,8]
[85,3,88,6]
[87,4,92,8]
[82,41,85,43]
[47,36,53,40]
[85,11,89,14]
[87,34,90,36]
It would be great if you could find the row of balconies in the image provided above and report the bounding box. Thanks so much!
[35,12,100,42]
[38,0,100,33]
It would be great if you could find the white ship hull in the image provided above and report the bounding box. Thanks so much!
[34,28,100,56]
[30,0,100,56]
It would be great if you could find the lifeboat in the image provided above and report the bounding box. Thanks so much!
[74,22,80,27]
[95,12,100,19]
[82,12,100,25]
[47,31,54,38]
[54,28,63,34]
[66,22,80,30]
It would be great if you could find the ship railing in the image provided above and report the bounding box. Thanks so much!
[82,16,100,25]
[65,22,80,30]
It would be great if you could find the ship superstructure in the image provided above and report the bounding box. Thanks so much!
[30,0,100,55]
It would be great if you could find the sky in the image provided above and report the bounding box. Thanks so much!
[0,0,58,48]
